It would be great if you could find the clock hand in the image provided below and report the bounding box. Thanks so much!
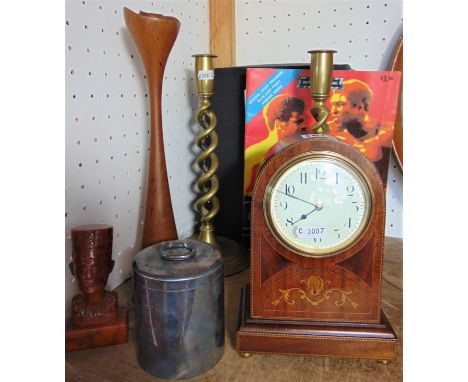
[277,191,321,209]
[292,204,323,225]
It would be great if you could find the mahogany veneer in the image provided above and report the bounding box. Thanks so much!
[237,286,397,361]
[250,138,386,323]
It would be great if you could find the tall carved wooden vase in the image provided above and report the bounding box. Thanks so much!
[124,8,179,248]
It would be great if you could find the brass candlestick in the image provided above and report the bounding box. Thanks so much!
[193,54,219,246]
[308,50,336,134]
[192,54,249,276]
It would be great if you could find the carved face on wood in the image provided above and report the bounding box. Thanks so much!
[73,256,115,296]
[70,226,114,298]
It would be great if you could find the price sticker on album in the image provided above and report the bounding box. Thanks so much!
[198,70,214,80]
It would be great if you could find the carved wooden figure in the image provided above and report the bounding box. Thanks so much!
[66,225,128,352]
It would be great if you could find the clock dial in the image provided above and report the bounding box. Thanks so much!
[265,152,371,256]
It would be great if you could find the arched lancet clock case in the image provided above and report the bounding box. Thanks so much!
[236,135,397,361]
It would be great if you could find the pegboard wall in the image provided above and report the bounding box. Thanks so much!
[65,0,210,316]
[236,0,403,238]
[65,0,403,316]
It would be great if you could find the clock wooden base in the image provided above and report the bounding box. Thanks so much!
[66,308,129,352]
[236,286,397,361]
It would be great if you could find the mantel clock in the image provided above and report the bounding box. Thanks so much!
[236,50,397,362]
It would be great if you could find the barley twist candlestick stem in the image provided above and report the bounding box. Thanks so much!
[195,91,220,244]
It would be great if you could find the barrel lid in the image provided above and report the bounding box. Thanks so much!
[133,239,223,282]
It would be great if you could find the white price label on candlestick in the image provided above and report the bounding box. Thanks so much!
[198,70,214,80]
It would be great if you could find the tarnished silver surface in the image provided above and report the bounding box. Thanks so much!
[133,240,224,379]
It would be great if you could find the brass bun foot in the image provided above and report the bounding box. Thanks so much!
[239,352,253,358]
[217,236,249,277]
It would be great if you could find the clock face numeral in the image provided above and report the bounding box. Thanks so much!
[284,184,295,195]
[268,156,370,256]
[300,172,308,184]
[315,168,326,180]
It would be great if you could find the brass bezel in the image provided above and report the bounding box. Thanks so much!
[263,150,373,258]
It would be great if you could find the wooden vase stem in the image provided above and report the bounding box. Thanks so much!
[124,8,179,248]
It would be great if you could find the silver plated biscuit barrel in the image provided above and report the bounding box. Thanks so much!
[133,239,224,379]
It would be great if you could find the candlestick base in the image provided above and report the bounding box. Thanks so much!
[190,234,249,277]
[217,236,249,277]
